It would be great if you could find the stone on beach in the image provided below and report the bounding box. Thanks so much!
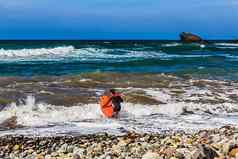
[229,147,238,158]
[0,126,237,159]
[142,151,161,159]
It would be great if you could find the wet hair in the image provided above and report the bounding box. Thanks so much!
[109,89,116,94]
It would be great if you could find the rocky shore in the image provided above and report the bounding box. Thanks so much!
[0,126,237,159]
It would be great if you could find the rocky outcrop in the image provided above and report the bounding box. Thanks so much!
[180,32,207,44]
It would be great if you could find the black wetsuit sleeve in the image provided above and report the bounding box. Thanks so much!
[119,96,123,102]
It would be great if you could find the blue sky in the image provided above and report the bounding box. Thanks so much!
[0,0,238,39]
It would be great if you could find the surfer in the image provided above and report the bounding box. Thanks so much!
[99,89,123,118]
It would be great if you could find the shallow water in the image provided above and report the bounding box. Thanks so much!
[0,90,238,137]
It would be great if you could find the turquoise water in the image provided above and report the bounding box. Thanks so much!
[0,40,238,80]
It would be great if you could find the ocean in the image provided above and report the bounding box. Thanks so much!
[0,40,238,80]
[0,40,238,136]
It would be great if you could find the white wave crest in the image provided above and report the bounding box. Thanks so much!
[0,46,164,62]
[215,43,238,47]
[0,96,238,126]
[162,43,181,47]
[215,43,238,49]
[74,48,164,61]
[0,96,102,127]
[200,44,206,48]
[0,46,219,63]
[0,46,75,59]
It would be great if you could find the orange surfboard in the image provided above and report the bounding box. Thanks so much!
[99,95,114,118]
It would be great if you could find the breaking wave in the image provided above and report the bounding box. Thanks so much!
[0,46,216,63]
[162,43,181,47]
[0,46,75,58]
[0,46,164,62]
[214,43,238,49]
[215,43,238,47]
[0,96,238,136]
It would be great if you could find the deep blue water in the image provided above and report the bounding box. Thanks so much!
[0,40,238,80]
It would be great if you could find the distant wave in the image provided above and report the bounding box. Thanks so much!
[0,46,75,58]
[215,43,238,47]
[0,46,217,63]
[162,43,206,48]
[0,46,163,62]
[214,43,238,49]
[162,43,181,47]
[0,42,237,61]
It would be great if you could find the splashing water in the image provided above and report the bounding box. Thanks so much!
[0,96,238,136]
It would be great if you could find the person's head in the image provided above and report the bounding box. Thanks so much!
[109,89,116,95]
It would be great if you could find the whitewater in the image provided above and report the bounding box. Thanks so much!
[0,95,238,137]
[0,44,237,61]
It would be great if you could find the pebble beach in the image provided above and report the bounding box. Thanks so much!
[0,126,238,159]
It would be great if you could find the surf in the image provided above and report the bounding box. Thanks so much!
[0,95,238,136]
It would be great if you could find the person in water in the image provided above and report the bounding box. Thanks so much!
[100,89,123,117]
[109,89,123,116]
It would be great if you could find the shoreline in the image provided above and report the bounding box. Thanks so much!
[0,126,237,159]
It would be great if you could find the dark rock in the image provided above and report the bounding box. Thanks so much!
[193,144,219,159]
[73,154,81,159]
[0,116,18,129]
[181,107,195,115]
[180,32,206,43]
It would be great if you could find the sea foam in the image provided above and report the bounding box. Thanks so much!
[0,95,238,136]
[0,46,75,58]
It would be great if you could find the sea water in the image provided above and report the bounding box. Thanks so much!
[0,40,237,79]
[0,40,238,136]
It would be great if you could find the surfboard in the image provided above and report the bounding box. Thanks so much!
[99,95,114,118]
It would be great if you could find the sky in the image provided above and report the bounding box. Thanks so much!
[0,0,238,40]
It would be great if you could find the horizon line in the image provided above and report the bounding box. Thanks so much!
[0,39,236,41]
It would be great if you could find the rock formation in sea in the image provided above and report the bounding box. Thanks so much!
[179,32,207,44]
